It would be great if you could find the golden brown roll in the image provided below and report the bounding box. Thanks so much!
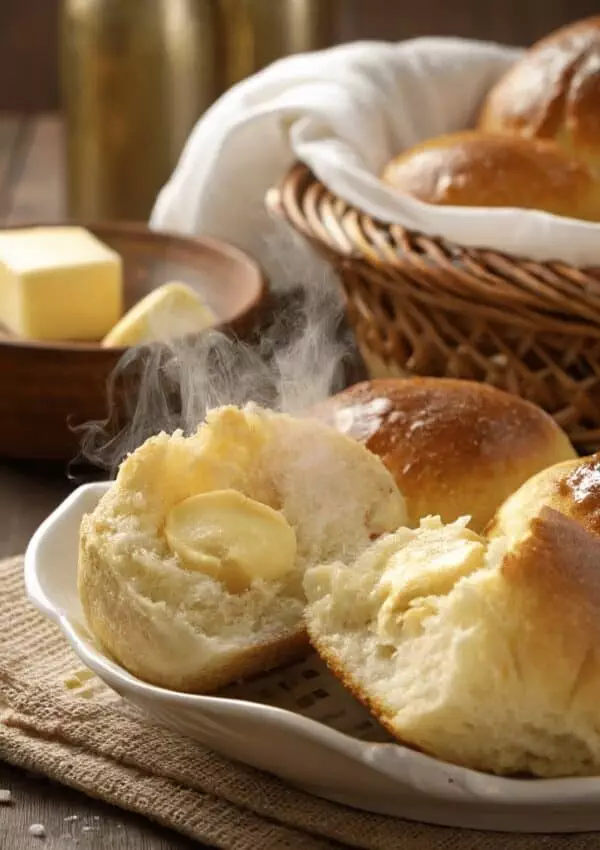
[310,377,576,531]
[382,130,600,220]
[304,470,600,777]
[478,17,600,171]
[487,451,600,541]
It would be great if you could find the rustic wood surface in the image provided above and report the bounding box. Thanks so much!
[0,115,199,849]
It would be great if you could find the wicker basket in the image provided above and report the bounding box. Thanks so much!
[267,163,600,453]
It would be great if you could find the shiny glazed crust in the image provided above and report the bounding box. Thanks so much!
[478,16,600,160]
[487,452,600,541]
[382,131,600,220]
[311,377,576,531]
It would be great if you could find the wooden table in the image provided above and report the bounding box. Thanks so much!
[0,115,198,849]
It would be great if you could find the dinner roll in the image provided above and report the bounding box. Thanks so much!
[304,458,600,776]
[382,131,600,220]
[79,404,405,693]
[488,451,600,541]
[479,17,600,171]
[311,377,576,531]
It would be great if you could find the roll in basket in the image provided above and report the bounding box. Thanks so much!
[268,163,600,454]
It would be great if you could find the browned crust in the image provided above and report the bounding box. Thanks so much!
[311,377,575,530]
[381,131,599,219]
[478,16,600,152]
[496,507,600,715]
[312,377,570,475]
[557,453,600,535]
[486,452,600,540]
[502,506,600,643]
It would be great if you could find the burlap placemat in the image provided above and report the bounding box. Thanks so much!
[0,555,597,850]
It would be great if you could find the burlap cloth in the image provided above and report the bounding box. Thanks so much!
[1,556,597,850]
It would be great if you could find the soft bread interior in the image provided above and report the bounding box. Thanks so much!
[79,404,406,693]
[305,509,600,778]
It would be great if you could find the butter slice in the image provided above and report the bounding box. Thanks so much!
[165,489,297,592]
[102,281,214,347]
[0,226,122,341]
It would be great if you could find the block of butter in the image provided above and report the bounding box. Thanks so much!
[0,226,122,341]
[102,281,215,347]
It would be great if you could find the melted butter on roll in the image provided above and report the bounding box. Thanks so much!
[165,489,297,592]
[305,451,600,779]
[375,517,485,638]
[78,403,405,694]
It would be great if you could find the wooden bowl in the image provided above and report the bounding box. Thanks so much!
[0,222,267,461]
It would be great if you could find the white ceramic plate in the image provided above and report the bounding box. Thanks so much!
[24,482,600,833]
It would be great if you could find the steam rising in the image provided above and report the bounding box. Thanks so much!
[75,222,361,477]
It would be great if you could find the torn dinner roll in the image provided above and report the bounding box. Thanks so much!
[305,492,600,777]
[78,404,406,693]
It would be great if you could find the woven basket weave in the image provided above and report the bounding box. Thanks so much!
[267,163,600,453]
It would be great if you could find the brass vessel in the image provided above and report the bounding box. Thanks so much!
[62,0,335,222]
[221,0,334,87]
[61,0,222,221]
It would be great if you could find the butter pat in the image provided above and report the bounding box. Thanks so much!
[165,489,297,592]
[102,281,214,347]
[0,226,122,341]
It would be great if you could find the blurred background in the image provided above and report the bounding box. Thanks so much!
[0,0,598,226]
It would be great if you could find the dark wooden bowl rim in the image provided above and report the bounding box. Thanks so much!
[0,220,266,354]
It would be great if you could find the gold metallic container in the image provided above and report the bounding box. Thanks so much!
[61,0,222,221]
[221,0,335,87]
[62,0,335,221]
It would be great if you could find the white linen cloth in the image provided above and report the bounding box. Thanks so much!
[150,37,600,278]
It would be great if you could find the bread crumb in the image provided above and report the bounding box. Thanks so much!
[65,669,95,690]
[0,789,12,804]
[76,669,95,683]
[78,687,94,699]
[29,823,46,838]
